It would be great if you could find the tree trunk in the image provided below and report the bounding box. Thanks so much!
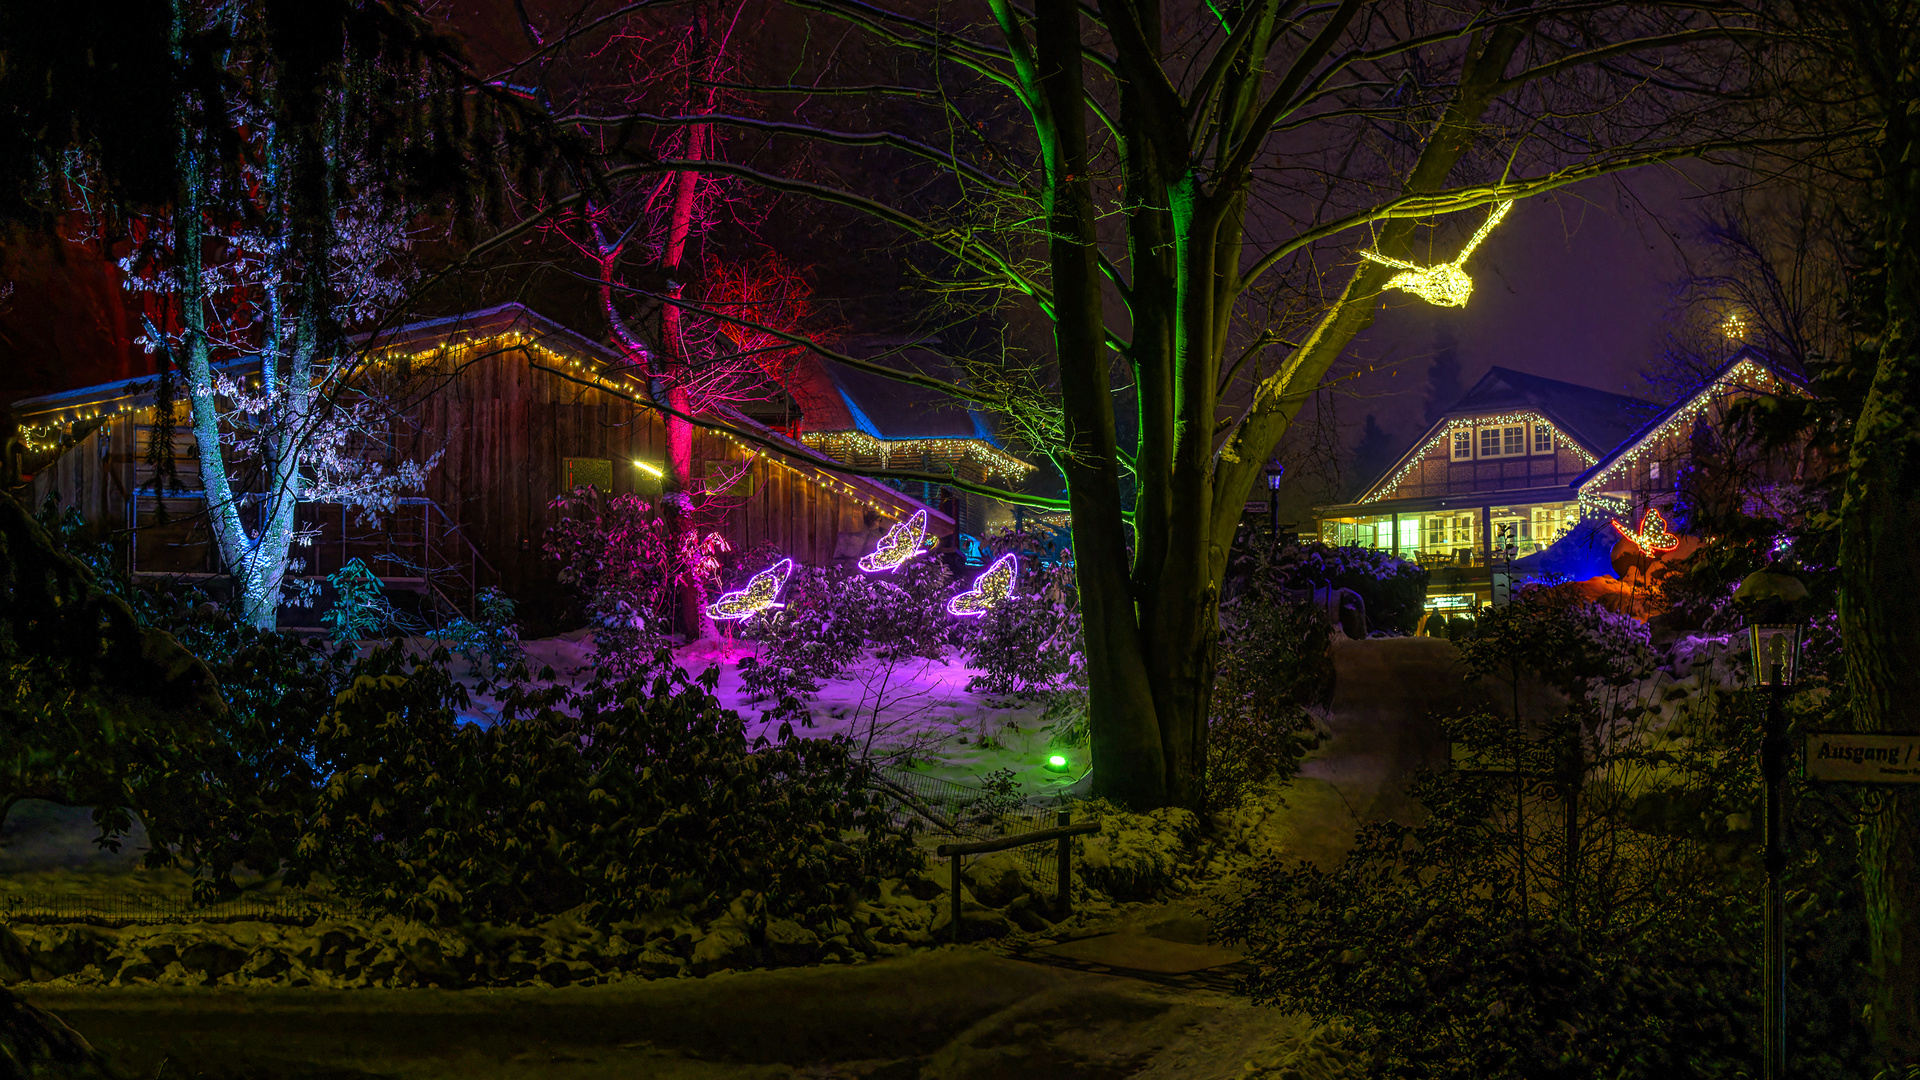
[1840,47,1920,1054]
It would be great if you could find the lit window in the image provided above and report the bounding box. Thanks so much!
[1477,424,1527,459]
[1650,461,1661,482]
[1452,430,1473,461]
[1533,426,1553,454]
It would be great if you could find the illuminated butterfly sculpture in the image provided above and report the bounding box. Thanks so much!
[857,509,935,573]
[1611,508,1680,555]
[947,553,1018,617]
[1358,200,1515,308]
[709,558,795,622]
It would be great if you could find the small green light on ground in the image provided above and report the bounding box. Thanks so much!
[1045,755,1069,772]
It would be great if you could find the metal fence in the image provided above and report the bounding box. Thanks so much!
[871,765,1079,885]
[0,892,346,927]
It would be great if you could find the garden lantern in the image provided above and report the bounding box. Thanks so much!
[1731,563,1809,1080]
[1265,463,1284,543]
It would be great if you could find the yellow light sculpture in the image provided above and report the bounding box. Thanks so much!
[709,558,795,622]
[947,553,1018,617]
[1359,200,1515,308]
[858,509,934,573]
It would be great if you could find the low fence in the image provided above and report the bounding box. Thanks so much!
[871,765,1077,882]
[0,892,346,927]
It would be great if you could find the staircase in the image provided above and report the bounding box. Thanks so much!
[129,492,499,626]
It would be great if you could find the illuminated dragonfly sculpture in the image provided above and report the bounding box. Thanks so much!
[947,553,1018,617]
[857,509,935,573]
[1359,199,1515,308]
[709,558,795,622]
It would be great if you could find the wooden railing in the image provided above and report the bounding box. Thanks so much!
[127,491,499,622]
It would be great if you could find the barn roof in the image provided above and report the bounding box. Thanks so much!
[8,303,955,529]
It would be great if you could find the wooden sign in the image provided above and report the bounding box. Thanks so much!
[1804,733,1920,784]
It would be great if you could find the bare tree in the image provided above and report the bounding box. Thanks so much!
[487,0,1812,809]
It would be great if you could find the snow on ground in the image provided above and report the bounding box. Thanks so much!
[457,632,1089,798]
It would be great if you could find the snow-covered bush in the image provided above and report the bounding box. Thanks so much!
[543,487,728,678]
[962,559,1081,697]
[1268,540,1429,634]
[1209,583,1334,812]
[438,586,526,684]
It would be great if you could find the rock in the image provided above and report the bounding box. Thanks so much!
[929,906,1013,943]
[690,922,753,975]
[763,919,821,965]
[25,926,119,978]
[1005,895,1054,933]
[963,852,1032,907]
[178,935,248,980]
[633,946,685,979]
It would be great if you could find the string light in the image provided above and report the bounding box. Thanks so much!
[1361,411,1594,504]
[1722,310,1749,342]
[1611,507,1679,554]
[1576,358,1789,501]
[947,553,1017,617]
[709,558,794,621]
[14,327,942,525]
[802,430,1034,481]
[858,509,934,573]
[1359,200,1514,308]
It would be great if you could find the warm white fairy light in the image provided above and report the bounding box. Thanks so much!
[802,429,1034,481]
[709,558,795,622]
[858,509,933,573]
[947,552,1017,616]
[1722,310,1749,342]
[1359,200,1514,308]
[1612,507,1680,554]
[16,327,942,523]
[1360,411,1593,504]
[1576,358,1788,502]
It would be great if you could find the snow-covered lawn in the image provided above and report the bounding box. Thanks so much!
[459,633,1089,797]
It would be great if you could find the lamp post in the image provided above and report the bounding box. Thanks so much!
[1265,463,1285,546]
[1733,565,1808,1080]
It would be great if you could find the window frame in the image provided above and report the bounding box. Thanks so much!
[1532,424,1554,454]
[1476,423,1528,460]
[1451,429,1474,461]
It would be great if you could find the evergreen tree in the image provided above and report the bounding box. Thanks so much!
[1349,414,1398,500]
[1425,323,1467,427]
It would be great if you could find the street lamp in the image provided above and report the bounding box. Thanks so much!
[1733,564,1808,1080]
[1265,463,1285,545]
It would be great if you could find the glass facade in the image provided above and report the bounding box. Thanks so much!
[1318,500,1580,564]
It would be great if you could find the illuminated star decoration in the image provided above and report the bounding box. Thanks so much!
[709,558,795,622]
[1611,508,1680,555]
[947,553,1018,617]
[857,509,935,573]
[1358,199,1515,308]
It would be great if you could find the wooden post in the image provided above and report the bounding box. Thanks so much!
[949,852,962,944]
[1056,809,1073,918]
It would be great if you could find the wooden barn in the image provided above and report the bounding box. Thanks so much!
[6,304,954,625]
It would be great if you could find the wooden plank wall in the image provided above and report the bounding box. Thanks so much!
[21,339,934,616]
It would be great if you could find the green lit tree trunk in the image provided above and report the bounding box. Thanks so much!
[1028,3,1528,809]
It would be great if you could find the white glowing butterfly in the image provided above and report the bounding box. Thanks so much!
[947,553,1018,617]
[857,509,934,574]
[1359,200,1514,308]
[709,558,794,622]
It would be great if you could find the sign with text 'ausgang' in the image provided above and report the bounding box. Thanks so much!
[1804,733,1920,784]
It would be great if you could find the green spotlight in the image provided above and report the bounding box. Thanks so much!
[1045,754,1069,772]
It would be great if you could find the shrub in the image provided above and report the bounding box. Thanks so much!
[299,646,921,925]
[962,559,1081,698]
[1208,584,1333,813]
[1269,541,1429,633]
[438,586,527,685]
[544,487,728,676]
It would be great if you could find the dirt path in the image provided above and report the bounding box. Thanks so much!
[22,949,1359,1080]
